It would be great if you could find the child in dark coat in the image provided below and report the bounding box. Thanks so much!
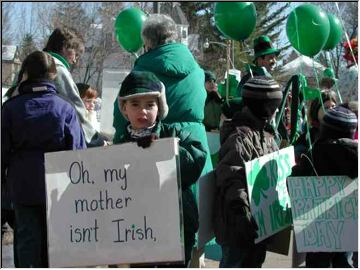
[2,51,86,267]
[213,76,283,267]
[115,71,207,267]
[291,104,358,267]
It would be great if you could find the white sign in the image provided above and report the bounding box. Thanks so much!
[245,146,295,243]
[100,69,129,139]
[287,176,358,252]
[197,171,216,248]
[45,138,184,267]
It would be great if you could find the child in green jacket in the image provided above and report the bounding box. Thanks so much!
[115,70,207,267]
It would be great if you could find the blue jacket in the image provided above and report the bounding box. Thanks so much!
[2,80,86,205]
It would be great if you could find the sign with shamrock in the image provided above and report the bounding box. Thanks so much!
[245,146,295,243]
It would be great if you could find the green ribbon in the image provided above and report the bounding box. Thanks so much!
[47,52,70,70]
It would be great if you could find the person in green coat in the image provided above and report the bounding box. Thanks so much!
[113,14,213,266]
[113,14,212,176]
[115,70,207,267]
[203,70,224,131]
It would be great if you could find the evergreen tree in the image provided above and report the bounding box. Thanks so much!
[179,2,290,79]
[234,2,291,71]
[19,33,38,61]
[180,2,227,79]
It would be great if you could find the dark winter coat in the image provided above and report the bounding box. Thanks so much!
[115,121,207,235]
[213,107,279,248]
[203,91,224,131]
[2,80,86,205]
[291,137,358,178]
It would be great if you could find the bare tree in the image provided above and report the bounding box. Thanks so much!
[32,2,57,48]
[314,2,358,76]
[132,2,153,14]
[2,3,14,45]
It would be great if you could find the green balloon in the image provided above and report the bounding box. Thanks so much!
[214,2,256,41]
[286,4,330,57]
[114,8,146,53]
[323,13,343,50]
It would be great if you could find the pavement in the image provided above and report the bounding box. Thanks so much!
[1,226,303,268]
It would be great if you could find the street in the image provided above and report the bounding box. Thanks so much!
[2,227,304,268]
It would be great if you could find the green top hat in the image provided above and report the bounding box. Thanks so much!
[253,35,280,59]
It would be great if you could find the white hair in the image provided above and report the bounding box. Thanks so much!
[142,14,178,49]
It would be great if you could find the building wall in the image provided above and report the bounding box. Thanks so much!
[1,62,21,87]
[2,62,13,86]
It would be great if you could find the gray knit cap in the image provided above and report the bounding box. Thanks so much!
[242,76,283,120]
[321,105,357,134]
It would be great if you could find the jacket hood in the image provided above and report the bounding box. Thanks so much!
[314,138,358,178]
[135,43,199,78]
[18,79,57,95]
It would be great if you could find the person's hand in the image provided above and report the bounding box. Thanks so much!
[103,140,112,147]
[136,134,158,148]
[227,203,259,242]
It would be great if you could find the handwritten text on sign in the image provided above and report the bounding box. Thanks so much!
[45,138,184,267]
[287,176,358,252]
[245,146,295,243]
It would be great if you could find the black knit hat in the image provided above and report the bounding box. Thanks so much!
[118,71,168,120]
[320,105,357,138]
[242,76,283,119]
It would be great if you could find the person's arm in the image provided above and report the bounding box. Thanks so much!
[215,132,259,240]
[112,98,128,144]
[1,103,12,182]
[64,106,87,150]
[177,130,207,189]
[216,133,250,206]
[54,63,106,147]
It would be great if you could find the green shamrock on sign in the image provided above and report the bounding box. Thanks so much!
[251,160,277,206]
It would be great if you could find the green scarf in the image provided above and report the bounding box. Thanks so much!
[47,52,70,70]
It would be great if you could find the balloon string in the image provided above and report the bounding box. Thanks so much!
[335,2,358,69]
[294,10,305,77]
[325,51,343,103]
[225,40,231,105]
[311,58,325,112]
[228,41,235,69]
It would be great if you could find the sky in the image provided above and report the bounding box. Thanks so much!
[8,1,353,64]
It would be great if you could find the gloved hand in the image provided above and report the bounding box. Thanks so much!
[208,90,223,103]
[136,133,158,148]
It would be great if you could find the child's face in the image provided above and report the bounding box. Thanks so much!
[317,99,336,122]
[82,97,96,112]
[123,96,159,129]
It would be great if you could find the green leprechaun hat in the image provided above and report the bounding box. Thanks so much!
[253,35,280,59]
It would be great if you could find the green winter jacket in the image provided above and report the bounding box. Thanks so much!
[113,43,213,176]
[115,121,207,235]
